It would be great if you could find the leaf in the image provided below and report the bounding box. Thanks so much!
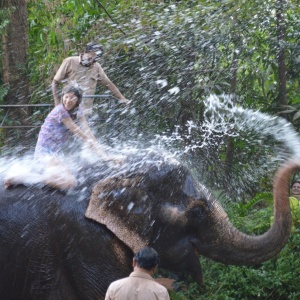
[279,109,297,114]
[293,110,300,121]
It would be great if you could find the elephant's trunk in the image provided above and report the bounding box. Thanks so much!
[197,160,299,265]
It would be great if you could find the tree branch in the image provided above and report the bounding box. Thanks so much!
[95,0,126,36]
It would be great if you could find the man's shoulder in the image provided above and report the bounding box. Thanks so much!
[144,280,169,299]
[106,276,130,293]
[93,61,105,71]
[64,55,79,60]
[131,273,168,293]
[62,56,80,64]
[109,276,130,287]
[150,279,169,292]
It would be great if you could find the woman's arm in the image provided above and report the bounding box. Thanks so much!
[78,115,98,142]
[62,117,114,161]
[62,117,89,142]
[78,116,123,161]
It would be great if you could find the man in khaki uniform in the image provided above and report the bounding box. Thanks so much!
[105,247,170,300]
[52,42,130,115]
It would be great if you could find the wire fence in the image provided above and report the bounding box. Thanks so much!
[0,94,128,148]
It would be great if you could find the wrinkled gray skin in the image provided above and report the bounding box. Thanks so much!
[0,155,298,300]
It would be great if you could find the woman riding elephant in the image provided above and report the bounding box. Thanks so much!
[4,85,122,190]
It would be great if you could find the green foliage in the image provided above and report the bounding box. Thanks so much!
[27,0,115,88]
[25,0,300,136]
[234,192,273,217]
[0,7,13,102]
[0,85,9,103]
[0,8,11,36]
[80,0,300,202]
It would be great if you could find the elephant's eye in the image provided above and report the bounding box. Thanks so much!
[187,204,208,223]
[195,207,205,217]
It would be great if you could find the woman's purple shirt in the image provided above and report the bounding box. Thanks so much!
[35,104,78,156]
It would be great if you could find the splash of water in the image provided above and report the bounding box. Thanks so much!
[0,141,180,191]
[1,94,299,199]
[152,94,300,161]
[142,94,300,201]
[202,95,300,159]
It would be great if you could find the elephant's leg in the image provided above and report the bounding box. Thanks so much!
[59,229,133,299]
[47,268,79,300]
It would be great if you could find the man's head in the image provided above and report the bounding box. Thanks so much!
[86,42,103,57]
[133,247,160,273]
[81,42,103,67]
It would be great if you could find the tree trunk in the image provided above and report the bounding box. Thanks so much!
[276,0,287,119]
[1,0,29,104]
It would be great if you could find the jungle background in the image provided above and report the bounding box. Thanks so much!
[1,0,300,299]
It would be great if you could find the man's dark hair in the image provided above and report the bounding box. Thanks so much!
[63,85,83,119]
[134,247,160,270]
[85,42,103,60]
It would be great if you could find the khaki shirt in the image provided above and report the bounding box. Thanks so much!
[54,56,112,112]
[105,271,170,300]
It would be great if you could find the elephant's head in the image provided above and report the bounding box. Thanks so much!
[85,158,300,285]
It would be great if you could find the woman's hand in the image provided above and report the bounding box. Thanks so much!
[119,98,132,105]
[87,140,125,165]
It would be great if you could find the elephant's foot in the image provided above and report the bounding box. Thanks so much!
[4,179,11,189]
[4,179,21,189]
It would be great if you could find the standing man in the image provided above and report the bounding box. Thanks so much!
[105,247,170,300]
[52,42,130,115]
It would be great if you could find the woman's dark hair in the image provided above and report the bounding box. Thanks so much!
[134,247,160,270]
[62,85,83,119]
[291,181,300,188]
[63,85,83,104]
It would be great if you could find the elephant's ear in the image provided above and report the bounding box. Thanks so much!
[85,176,153,253]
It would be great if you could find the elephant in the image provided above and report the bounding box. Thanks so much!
[0,152,298,300]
